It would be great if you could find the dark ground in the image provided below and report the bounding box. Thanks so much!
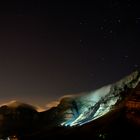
[18,108,140,140]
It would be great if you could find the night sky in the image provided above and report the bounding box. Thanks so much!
[0,1,140,107]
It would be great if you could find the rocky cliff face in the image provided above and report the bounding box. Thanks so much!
[50,71,140,127]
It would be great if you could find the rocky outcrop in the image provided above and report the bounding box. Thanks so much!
[55,71,140,126]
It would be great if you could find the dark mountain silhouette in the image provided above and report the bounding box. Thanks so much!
[0,71,140,140]
[0,101,39,139]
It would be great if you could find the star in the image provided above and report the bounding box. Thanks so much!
[124,55,129,58]
[134,64,139,68]
[101,57,105,61]
[109,30,113,33]
[100,26,104,30]
[118,19,121,23]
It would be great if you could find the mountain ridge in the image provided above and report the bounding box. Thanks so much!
[0,71,140,139]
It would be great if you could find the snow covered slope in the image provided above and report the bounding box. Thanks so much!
[58,71,140,126]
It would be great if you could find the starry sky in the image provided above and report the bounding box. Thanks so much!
[0,1,140,106]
